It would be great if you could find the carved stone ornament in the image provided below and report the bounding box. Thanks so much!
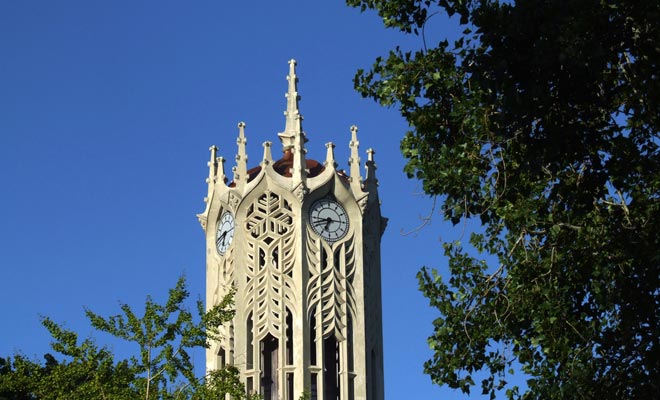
[196,213,207,230]
[293,182,308,202]
[228,191,241,211]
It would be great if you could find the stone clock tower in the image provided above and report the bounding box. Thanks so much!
[198,60,386,400]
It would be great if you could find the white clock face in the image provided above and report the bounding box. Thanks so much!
[216,212,235,255]
[309,198,349,242]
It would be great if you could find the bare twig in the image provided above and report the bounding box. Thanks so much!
[400,196,437,236]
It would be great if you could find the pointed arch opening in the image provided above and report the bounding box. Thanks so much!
[217,346,226,369]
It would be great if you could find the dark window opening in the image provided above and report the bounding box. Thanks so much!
[349,376,355,400]
[333,248,341,271]
[311,373,318,400]
[320,247,327,271]
[286,309,293,365]
[260,334,279,400]
[259,248,266,269]
[246,313,254,370]
[217,347,226,368]
[287,372,294,400]
[272,248,279,270]
[323,335,340,400]
[347,314,354,372]
[229,322,235,361]
[310,311,317,366]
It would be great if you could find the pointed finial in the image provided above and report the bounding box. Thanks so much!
[216,156,226,184]
[325,142,337,169]
[365,148,378,185]
[367,148,375,162]
[261,141,273,166]
[205,146,219,204]
[208,145,226,185]
[207,145,218,183]
[348,125,363,192]
[235,122,248,186]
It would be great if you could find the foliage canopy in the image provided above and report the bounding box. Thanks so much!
[0,277,256,400]
[348,0,660,398]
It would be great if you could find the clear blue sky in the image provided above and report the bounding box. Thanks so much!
[0,2,496,398]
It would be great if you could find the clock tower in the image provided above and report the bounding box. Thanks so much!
[198,60,386,400]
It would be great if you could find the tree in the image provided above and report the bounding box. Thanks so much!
[0,277,256,400]
[347,0,660,398]
[0,321,136,400]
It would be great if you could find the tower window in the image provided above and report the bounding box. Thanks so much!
[217,347,226,368]
[260,334,279,400]
[349,376,355,400]
[323,335,340,400]
[286,308,293,365]
[347,313,354,372]
[310,310,317,366]
[246,313,254,370]
[311,373,318,400]
[286,372,294,400]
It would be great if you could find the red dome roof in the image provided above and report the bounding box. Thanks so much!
[272,150,325,178]
[229,150,325,187]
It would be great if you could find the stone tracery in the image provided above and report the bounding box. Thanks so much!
[244,191,296,341]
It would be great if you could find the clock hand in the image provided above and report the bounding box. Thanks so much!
[312,217,339,225]
[217,231,228,246]
[312,215,337,221]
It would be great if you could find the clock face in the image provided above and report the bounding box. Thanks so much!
[216,212,235,255]
[309,198,349,242]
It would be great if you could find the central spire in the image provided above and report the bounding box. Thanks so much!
[278,59,305,151]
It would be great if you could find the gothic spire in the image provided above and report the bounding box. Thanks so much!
[348,125,363,193]
[278,59,306,151]
[278,59,307,184]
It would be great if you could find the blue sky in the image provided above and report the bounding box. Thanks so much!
[0,2,499,398]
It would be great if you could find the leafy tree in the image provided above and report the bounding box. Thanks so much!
[0,277,254,400]
[347,0,660,398]
[0,319,138,399]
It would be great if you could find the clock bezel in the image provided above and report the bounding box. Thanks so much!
[308,198,350,243]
